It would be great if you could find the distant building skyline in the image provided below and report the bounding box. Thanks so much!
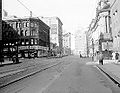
[74,29,87,56]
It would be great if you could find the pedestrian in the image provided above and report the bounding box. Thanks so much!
[99,52,104,65]
[115,52,119,60]
[115,52,119,63]
[112,52,115,60]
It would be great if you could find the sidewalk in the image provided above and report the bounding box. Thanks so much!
[96,60,120,85]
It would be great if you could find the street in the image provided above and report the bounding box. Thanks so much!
[0,56,120,93]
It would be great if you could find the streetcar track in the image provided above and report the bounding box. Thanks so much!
[0,61,62,88]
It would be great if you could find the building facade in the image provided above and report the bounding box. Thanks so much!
[2,20,20,62]
[63,32,71,55]
[40,17,63,55]
[3,17,50,58]
[75,29,87,56]
[87,0,113,59]
[110,0,120,53]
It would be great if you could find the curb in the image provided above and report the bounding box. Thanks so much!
[0,62,61,88]
[96,65,120,87]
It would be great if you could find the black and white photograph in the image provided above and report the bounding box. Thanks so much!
[1,0,120,93]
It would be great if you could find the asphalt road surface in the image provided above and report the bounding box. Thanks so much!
[0,56,120,93]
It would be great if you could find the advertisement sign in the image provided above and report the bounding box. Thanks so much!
[19,45,49,50]
[38,46,49,50]
[30,46,38,49]
[19,46,29,50]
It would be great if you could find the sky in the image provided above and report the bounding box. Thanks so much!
[3,0,97,33]
[2,0,98,49]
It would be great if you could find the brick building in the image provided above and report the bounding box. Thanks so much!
[3,17,50,58]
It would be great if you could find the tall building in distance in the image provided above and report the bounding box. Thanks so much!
[40,17,63,54]
[63,32,71,55]
[75,29,87,56]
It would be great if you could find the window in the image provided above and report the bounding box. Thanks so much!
[16,22,18,28]
[19,23,21,28]
[25,30,27,36]
[31,39,34,45]
[26,22,29,27]
[35,39,38,44]
[10,24,13,28]
[25,39,29,45]
[31,23,34,27]
[22,42,24,45]
[24,22,26,27]
[20,30,24,36]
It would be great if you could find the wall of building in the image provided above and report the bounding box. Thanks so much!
[63,32,71,55]
[3,17,50,58]
[40,17,63,55]
[110,0,120,52]
[87,0,112,59]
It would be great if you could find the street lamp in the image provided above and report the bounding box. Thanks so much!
[92,38,94,61]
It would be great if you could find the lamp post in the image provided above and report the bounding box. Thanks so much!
[92,38,94,61]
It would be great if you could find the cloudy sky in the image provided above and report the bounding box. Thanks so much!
[3,0,98,49]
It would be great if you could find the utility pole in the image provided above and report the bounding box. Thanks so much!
[92,38,94,61]
[0,0,3,63]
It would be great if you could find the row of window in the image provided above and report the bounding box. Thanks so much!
[9,21,29,29]
[8,21,39,30]
[20,39,38,45]
[3,38,49,47]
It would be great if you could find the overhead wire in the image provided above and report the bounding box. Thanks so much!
[16,0,31,12]
[16,0,49,33]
